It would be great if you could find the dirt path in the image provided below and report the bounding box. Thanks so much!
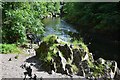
[0,49,84,79]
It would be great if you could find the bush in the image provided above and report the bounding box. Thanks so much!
[2,2,44,43]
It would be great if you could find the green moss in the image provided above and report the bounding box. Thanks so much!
[43,35,58,44]
[72,40,88,52]
[88,59,105,76]
[46,52,53,62]
[88,59,94,68]
[71,64,79,73]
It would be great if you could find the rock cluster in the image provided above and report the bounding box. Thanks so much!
[35,35,120,79]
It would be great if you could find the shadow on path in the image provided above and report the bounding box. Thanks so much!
[25,55,44,71]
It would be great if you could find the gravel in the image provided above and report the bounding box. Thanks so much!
[0,49,85,79]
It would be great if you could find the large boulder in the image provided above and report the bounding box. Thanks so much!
[35,35,89,75]
[35,35,119,79]
[72,49,81,66]
[57,44,73,62]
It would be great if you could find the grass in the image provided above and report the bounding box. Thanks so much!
[0,44,21,54]
[72,39,89,52]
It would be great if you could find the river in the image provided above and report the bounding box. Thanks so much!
[42,17,78,41]
[42,17,120,68]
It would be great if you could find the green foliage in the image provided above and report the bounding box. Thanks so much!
[63,2,120,33]
[71,64,79,73]
[72,39,88,52]
[54,2,60,14]
[0,44,21,54]
[43,35,58,44]
[92,64,105,77]
[2,2,60,44]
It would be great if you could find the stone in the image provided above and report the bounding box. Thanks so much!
[81,60,89,69]
[58,51,67,71]
[114,67,120,80]
[35,35,120,79]
[33,74,37,80]
[82,52,89,61]
[53,51,67,73]
[89,53,94,62]
[65,64,72,75]
[57,44,73,61]
[77,66,85,77]
[8,58,12,61]
[14,55,19,59]
[110,61,117,78]
[97,58,106,64]
[35,41,49,58]
[54,39,61,43]
[73,49,81,66]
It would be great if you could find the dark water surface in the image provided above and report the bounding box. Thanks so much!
[42,17,120,68]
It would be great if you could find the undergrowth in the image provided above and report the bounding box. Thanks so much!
[0,44,21,54]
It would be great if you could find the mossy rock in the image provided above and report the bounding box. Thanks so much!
[35,35,91,74]
[35,35,118,79]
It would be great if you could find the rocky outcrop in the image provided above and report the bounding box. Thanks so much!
[35,35,120,79]
[114,67,120,80]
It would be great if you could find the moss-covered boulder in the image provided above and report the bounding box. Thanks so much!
[35,35,119,79]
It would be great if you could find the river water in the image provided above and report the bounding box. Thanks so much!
[42,17,78,41]
[42,17,120,68]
